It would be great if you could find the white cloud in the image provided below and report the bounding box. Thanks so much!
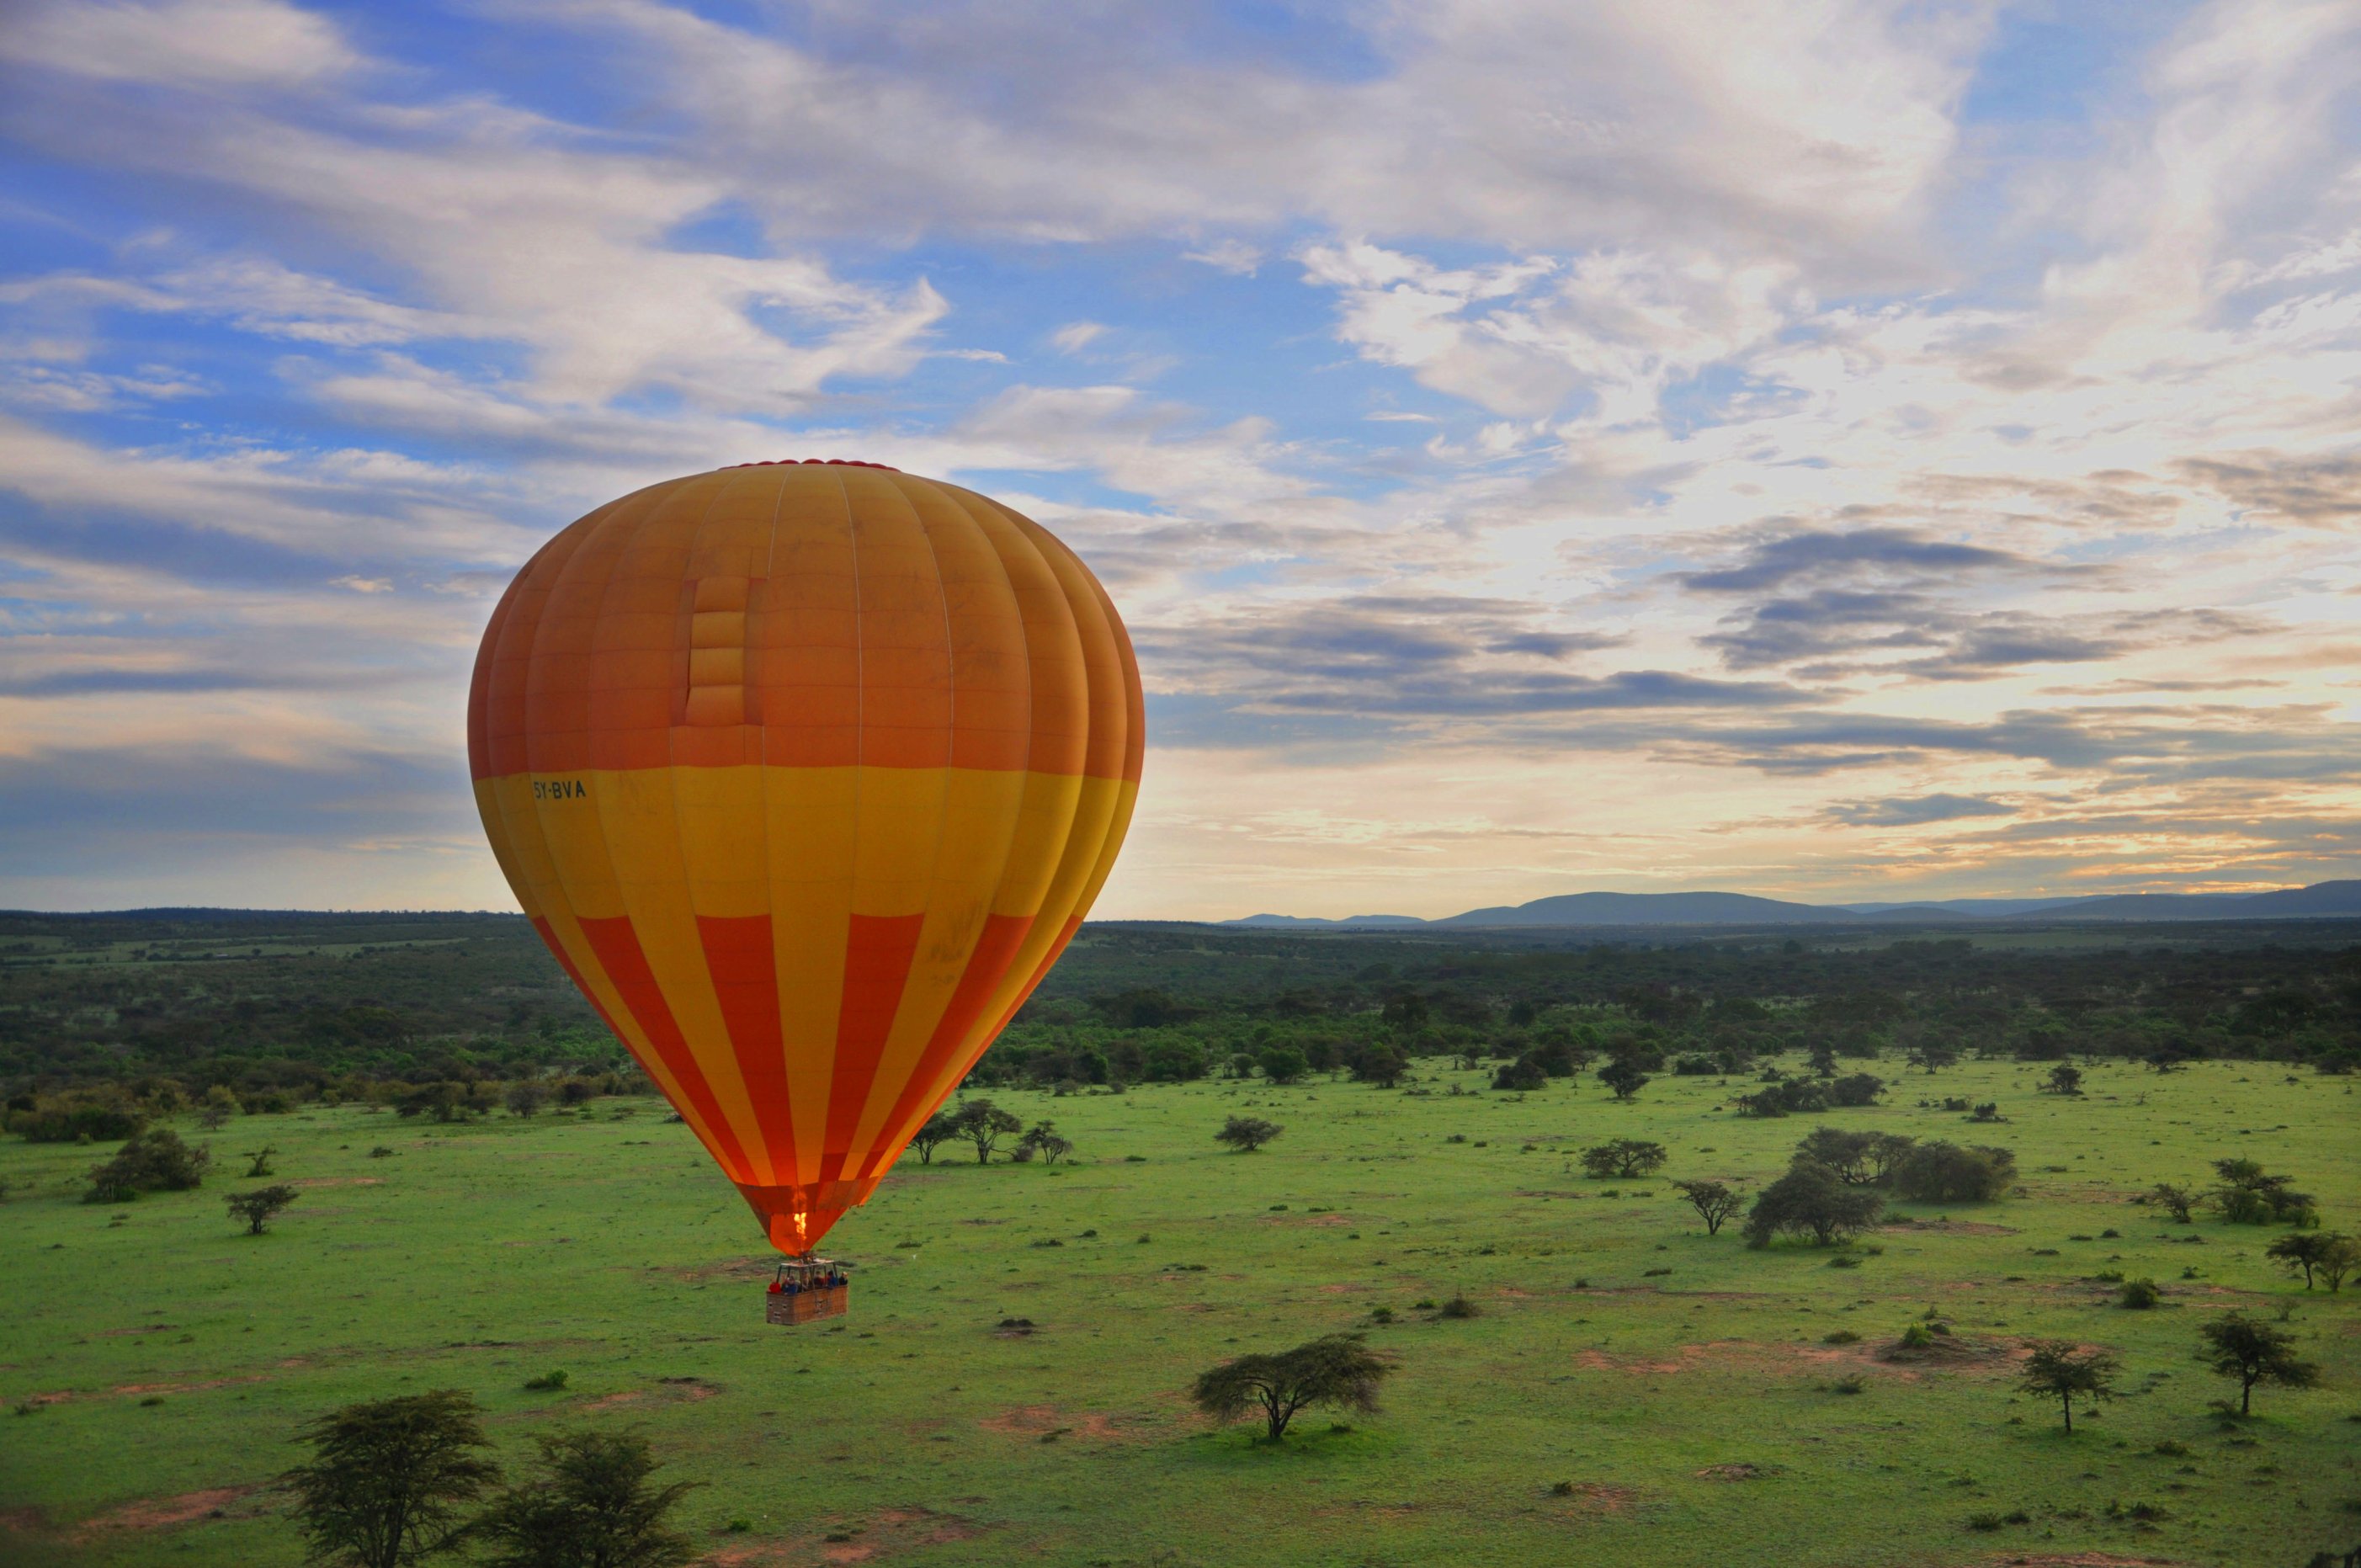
[0,0,358,89]
[1183,240,1262,275]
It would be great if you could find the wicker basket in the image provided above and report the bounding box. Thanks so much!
[765,1283,848,1326]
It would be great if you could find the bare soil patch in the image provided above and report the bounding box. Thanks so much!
[1970,1556,2185,1567]
[671,1255,773,1284]
[1696,1463,1770,1480]
[1549,1483,1638,1514]
[76,1486,257,1536]
[978,1404,1134,1442]
[583,1376,720,1411]
[1881,1220,2018,1236]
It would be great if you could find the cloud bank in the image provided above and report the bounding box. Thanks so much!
[1,0,2358,917]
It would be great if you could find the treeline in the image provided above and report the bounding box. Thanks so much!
[5,912,2357,1110]
[981,922,2361,1086]
[0,912,619,1099]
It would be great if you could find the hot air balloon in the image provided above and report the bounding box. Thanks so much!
[468,460,1141,1316]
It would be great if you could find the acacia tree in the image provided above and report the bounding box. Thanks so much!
[907,1110,959,1165]
[1579,1139,1667,1179]
[2017,1342,2118,1433]
[503,1082,546,1119]
[1018,1121,1075,1164]
[2199,1314,2320,1416]
[2043,1065,2083,1095]
[2317,1236,2361,1295]
[1215,1116,1284,1153]
[1671,1178,1742,1236]
[1598,1059,1650,1102]
[2267,1232,2341,1289]
[472,1427,700,1568]
[951,1099,1021,1163]
[1191,1335,1388,1442]
[1743,1161,1884,1247]
[284,1390,499,1568]
[227,1184,299,1236]
[2151,1183,2199,1224]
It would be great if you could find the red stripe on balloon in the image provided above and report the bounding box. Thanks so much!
[819,912,926,1185]
[577,915,756,1176]
[696,913,795,1185]
[854,912,1034,1181]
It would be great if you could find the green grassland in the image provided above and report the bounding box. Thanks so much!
[3,1060,2354,1568]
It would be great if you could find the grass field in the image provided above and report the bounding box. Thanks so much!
[3,1060,2354,1568]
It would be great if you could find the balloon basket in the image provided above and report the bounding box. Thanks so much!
[765,1255,848,1326]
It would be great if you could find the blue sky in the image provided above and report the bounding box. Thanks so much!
[3,0,2358,917]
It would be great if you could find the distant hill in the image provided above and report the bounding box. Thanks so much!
[1219,880,2361,929]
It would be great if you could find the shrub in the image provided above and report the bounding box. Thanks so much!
[1258,1046,1308,1085]
[1891,1141,2016,1204]
[7,1094,146,1144]
[2209,1158,2316,1225]
[2118,1278,2161,1310]
[85,1129,210,1204]
[523,1371,568,1391]
[1438,1294,1480,1319]
[1744,1161,1884,1246]
[226,1184,300,1236]
[1492,1056,1547,1092]
[1215,1117,1284,1153]
[473,1427,700,1568]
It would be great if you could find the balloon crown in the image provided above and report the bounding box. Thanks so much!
[726,458,900,470]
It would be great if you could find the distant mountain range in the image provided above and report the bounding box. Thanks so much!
[1223,880,2361,929]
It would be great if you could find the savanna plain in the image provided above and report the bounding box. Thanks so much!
[1,917,2356,1568]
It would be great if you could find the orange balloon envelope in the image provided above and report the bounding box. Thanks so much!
[468,460,1142,1253]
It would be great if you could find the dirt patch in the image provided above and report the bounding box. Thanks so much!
[0,1507,48,1534]
[1696,1463,1770,1480]
[671,1256,773,1284]
[1571,1339,1951,1382]
[1881,1220,2018,1236]
[1263,1212,1356,1227]
[1970,1556,2185,1568]
[93,1324,179,1337]
[108,1376,272,1398]
[762,1507,984,1565]
[1549,1483,1637,1514]
[584,1377,720,1411]
[76,1486,258,1536]
[978,1405,1135,1443]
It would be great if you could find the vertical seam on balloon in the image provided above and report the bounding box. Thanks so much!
[965,497,1114,1020]
[853,476,1033,1160]
[663,470,757,1177]
[832,473,957,1163]
[752,465,795,1191]
[503,492,732,1158]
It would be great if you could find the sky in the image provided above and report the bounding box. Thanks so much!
[2,0,2358,920]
